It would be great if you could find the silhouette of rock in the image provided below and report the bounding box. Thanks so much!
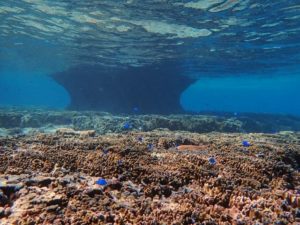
[52,63,195,114]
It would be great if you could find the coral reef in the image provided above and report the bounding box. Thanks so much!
[1,109,300,136]
[0,128,299,224]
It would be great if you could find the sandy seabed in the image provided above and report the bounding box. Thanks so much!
[0,110,299,224]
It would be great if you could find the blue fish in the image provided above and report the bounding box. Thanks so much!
[103,149,109,154]
[123,122,132,130]
[137,136,143,142]
[208,157,216,165]
[117,160,123,166]
[133,107,139,113]
[242,140,251,147]
[147,143,154,151]
[96,178,107,186]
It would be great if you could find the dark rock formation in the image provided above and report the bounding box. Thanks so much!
[52,63,195,114]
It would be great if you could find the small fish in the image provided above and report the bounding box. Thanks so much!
[208,157,216,165]
[233,112,238,116]
[242,140,251,147]
[133,107,139,113]
[123,122,132,130]
[177,145,207,151]
[147,143,154,151]
[103,149,109,154]
[137,136,143,142]
[96,178,107,186]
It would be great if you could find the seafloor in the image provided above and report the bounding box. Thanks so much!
[0,109,299,225]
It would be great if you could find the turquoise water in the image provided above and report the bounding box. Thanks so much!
[0,0,300,115]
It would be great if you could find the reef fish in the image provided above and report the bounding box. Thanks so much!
[147,143,154,151]
[177,145,207,151]
[96,178,107,186]
[208,157,217,165]
[123,122,132,129]
[133,107,139,113]
[137,136,143,142]
[242,140,251,147]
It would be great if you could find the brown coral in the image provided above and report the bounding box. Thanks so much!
[0,129,299,224]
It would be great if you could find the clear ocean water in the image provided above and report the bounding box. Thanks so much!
[1,3,300,224]
[0,0,300,115]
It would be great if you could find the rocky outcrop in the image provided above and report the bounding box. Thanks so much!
[52,63,195,114]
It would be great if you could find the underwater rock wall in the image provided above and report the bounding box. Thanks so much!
[52,64,194,114]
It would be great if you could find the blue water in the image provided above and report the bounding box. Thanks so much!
[0,0,300,115]
[181,73,300,115]
[2,69,300,115]
[0,71,70,109]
